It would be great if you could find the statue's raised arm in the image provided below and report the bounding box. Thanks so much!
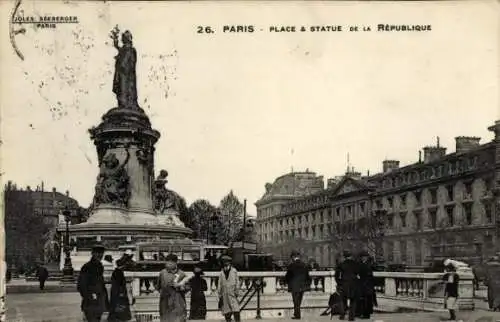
[111,27,139,109]
[110,25,120,50]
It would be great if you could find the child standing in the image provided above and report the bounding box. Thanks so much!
[443,264,460,321]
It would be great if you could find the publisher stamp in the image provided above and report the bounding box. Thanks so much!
[9,0,80,61]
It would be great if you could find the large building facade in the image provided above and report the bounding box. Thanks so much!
[256,121,500,267]
[4,181,86,270]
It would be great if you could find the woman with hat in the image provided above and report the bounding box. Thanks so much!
[443,263,460,320]
[188,265,208,320]
[217,255,241,322]
[157,253,191,322]
[108,253,133,322]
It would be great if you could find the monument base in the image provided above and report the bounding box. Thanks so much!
[59,207,192,271]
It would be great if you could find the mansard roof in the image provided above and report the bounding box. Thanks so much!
[255,171,324,205]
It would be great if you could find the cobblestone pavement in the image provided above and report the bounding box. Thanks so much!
[6,292,500,322]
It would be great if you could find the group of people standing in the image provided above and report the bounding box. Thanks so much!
[77,243,242,322]
[283,249,377,321]
[77,243,135,322]
[334,250,377,321]
[75,244,471,322]
[156,253,241,322]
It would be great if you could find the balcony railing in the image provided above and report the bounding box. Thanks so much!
[124,270,475,321]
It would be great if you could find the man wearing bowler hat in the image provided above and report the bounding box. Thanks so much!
[285,250,311,320]
[77,243,109,322]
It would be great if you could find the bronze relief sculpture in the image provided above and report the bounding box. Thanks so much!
[94,148,131,207]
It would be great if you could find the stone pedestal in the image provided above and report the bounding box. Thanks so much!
[62,107,191,271]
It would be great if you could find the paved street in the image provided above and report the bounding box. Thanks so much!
[6,292,500,322]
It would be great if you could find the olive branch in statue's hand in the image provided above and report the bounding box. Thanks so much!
[110,25,120,49]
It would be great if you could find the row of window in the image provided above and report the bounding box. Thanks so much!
[260,201,494,243]
[376,181,482,210]
[267,235,495,266]
[380,157,480,189]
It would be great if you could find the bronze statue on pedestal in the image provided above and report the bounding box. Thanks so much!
[110,26,139,109]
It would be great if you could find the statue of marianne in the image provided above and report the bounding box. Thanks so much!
[110,26,139,109]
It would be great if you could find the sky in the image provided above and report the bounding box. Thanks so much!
[0,1,499,215]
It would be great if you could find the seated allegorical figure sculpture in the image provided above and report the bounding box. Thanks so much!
[153,170,185,227]
[94,148,131,207]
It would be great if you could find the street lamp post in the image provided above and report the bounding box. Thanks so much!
[61,206,74,283]
[209,212,219,245]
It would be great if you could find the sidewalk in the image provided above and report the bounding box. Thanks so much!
[6,279,76,293]
[6,291,500,322]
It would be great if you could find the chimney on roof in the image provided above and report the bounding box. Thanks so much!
[455,136,481,154]
[488,120,500,140]
[423,144,447,164]
[419,151,422,163]
[382,160,400,173]
[66,190,70,197]
[26,186,31,191]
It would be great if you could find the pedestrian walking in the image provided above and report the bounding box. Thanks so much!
[357,251,376,319]
[157,254,190,322]
[107,254,134,322]
[335,250,360,321]
[443,264,459,321]
[485,256,500,311]
[285,250,311,320]
[188,265,208,320]
[217,255,241,322]
[36,263,49,291]
[77,243,109,322]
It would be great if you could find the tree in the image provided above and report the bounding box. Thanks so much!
[188,199,217,240]
[218,190,244,245]
[175,195,191,229]
[5,189,51,272]
[329,209,386,261]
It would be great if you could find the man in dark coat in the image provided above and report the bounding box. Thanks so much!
[77,243,109,322]
[36,264,49,290]
[335,250,360,321]
[285,250,312,319]
[358,251,376,319]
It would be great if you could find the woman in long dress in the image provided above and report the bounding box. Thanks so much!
[188,266,208,320]
[108,254,133,322]
[156,254,190,322]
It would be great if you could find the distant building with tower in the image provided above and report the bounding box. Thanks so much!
[256,120,500,268]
